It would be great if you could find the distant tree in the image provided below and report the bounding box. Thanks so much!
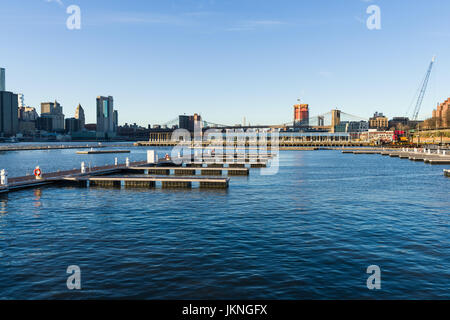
[422,118,431,129]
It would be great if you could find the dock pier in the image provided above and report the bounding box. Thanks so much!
[343,148,450,174]
[63,175,230,189]
[0,149,272,193]
[76,150,131,155]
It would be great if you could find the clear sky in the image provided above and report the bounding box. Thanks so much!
[1,0,449,126]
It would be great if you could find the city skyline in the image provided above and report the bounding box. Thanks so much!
[1,0,450,126]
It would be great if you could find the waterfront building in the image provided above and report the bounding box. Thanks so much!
[18,106,39,135]
[359,129,394,143]
[65,117,82,133]
[347,121,369,133]
[40,100,65,131]
[293,104,309,127]
[179,113,202,132]
[0,68,5,91]
[0,90,19,136]
[75,104,85,129]
[18,106,39,121]
[36,116,53,132]
[334,121,369,133]
[96,96,117,138]
[18,120,36,135]
[369,112,389,130]
[118,123,152,140]
[431,98,450,128]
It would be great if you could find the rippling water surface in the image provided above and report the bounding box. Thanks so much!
[0,147,449,299]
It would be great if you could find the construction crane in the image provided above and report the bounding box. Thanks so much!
[411,56,436,121]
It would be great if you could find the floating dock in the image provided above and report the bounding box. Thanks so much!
[63,175,230,189]
[76,150,131,154]
[126,166,249,176]
[1,158,261,193]
[3,161,146,193]
[343,148,450,166]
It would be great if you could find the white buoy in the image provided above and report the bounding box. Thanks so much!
[0,169,7,186]
[115,157,118,166]
[81,162,86,174]
[126,157,130,167]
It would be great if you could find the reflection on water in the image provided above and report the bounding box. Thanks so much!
[33,189,42,208]
[0,198,7,214]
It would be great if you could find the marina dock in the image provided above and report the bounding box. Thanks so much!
[126,166,249,176]
[63,175,230,189]
[0,153,271,193]
[76,150,131,154]
[3,161,147,193]
[343,148,450,166]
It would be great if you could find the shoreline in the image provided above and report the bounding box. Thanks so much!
[0,143,134,152]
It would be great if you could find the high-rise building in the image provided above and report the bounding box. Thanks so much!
[18,106,38,135]
[113,110,118,132]
[65,118,82,133]
[37,117,53,132]
[293,104,309,127]
[75,104,85,129]
[96,96,117,138]
[0,68,5,92]
[18,94,25,108]
[18,106,39,121]
[0,91,19,136]
[40,100,65,131]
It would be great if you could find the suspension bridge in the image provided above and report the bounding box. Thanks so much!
[159,110,368,129]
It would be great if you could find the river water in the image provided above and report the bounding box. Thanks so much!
[0,145,449,299]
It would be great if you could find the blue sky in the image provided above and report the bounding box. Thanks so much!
[1,0,449,126]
